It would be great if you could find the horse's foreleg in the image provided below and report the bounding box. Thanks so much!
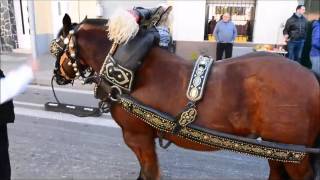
[284,156,314,180]
[123,130,160,180]
[268,161,288,180]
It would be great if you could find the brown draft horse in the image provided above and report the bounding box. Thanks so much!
[54,15,320,180]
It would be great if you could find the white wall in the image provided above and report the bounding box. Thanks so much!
[171,0,206,41]
[100,0,166,18]
[99,0,206,41]
[13,0,31,49]
[253,0,299,44]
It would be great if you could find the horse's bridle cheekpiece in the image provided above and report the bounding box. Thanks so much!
[50,26,94,85]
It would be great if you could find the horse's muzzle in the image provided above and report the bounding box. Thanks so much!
[54,70,72,85]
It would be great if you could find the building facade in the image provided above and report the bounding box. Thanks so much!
[0,0,18,52]
[0,0,312,57]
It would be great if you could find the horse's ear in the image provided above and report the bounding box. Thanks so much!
[63,13,72,27]
[62,14,72,36]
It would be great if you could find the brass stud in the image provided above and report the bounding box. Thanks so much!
[75,72,80,76]
[67,61,72,66]
[69,30,75,35]
[73,68,78,72]
[71,53,76,58]
[64,38,69,45]
[72,63,77,68]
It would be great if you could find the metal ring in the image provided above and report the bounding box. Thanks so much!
[109,85,122,102]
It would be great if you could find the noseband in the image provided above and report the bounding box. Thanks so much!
[50,25,93,85]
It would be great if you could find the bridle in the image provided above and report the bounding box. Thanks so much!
[50,24,94,85]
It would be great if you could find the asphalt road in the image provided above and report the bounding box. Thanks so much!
[8,85,269,180]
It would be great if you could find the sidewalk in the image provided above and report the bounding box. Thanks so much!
[0,52,94,90]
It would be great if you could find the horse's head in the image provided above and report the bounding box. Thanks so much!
[50,13,111,85]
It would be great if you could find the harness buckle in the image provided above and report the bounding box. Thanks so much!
[109,85,122,102]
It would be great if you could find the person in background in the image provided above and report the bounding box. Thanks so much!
[213,13,237,61]
[310,18,320,74]
[208,16,217,36]
[283,5,308,63]
[0,59,37,180]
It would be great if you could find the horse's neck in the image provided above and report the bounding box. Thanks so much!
[131,47,193,114]
[78,25,111,72]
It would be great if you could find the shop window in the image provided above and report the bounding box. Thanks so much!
[205,0,257,42]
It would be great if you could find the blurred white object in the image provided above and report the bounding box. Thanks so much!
[0,65,34,104]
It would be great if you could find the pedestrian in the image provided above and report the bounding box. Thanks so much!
[0,59,37,180]
[213,13,237,60]
[310,18,320,74]
[283,5,308,63]
[208,16,217,36]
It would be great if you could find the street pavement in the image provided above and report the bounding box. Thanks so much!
[1,52,269,179]
[9,85,269,180]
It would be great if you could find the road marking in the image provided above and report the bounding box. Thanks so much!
[14,101,44,108]
[28,84,93,94]
[14,107,119,128]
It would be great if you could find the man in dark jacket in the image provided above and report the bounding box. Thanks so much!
[283,5,308,63]
[0,69,15,180]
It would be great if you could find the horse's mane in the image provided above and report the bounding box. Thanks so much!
[81,18,108,26]
[56,19,108,38]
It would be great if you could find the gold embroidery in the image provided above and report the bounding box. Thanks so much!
[178,108,197,127]
[119,98,306,163]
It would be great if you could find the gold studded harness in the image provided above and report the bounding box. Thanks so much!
[96,43,320,163]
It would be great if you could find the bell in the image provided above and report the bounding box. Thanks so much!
[71,53,76,58]
[73,68,78,72]
[72,63,77,68]
[63,38,69,45]
[69,30,74,35]
[67,61,72,66]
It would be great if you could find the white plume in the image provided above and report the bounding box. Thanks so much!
[107,9,139,44]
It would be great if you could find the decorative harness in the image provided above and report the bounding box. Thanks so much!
[94,43,315,163]
[50,19,108,85]
[50,18,320,164]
